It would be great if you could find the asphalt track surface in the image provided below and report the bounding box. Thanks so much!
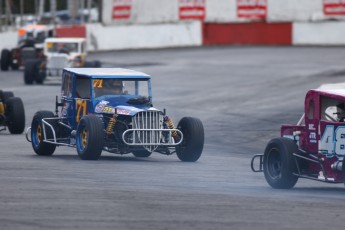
[1,46,345,230]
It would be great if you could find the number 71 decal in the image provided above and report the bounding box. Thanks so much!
[320,125,345,156]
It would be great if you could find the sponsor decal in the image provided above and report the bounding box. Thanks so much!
[309,132,317,143]
[112,0,132,20]
[102,106,114,114]
[95,100,109,113]
[237,0,267,19]
[179,0,205,20]
[323,0,345,15]
[76,99,87,123]
[117,108,130,115]
[320,125,345,155]
[309,124,316,130]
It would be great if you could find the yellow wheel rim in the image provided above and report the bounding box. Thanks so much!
[37,125,42,143]
[81,129,88,149]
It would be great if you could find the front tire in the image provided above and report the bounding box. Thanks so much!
[263,137,299,189]
[176,117,204,162]
[5,97,25,134]
[76,115,104,160]
[31,111,57,156]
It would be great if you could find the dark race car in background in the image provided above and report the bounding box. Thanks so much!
[0,90,25,134]
[1,24,53,71]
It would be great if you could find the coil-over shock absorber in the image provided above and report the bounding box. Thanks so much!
[106,115,117,135]
[0,102,4,115]
[164,116,179,141]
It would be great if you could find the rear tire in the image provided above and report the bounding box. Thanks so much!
[31,111,57,156]
[0,91,14,103]
[1,49,11,71]
[263,137,299,189]
[176,117,204,162]
[24,60,40,85]
[5,97,25,134]
[36,71,46,84]
[76,115,104,160]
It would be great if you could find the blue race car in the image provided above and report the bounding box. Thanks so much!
[27,68,204,161]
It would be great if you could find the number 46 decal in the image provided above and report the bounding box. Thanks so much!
[320,125,345,155]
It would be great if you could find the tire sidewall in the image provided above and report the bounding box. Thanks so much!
[1,49,11,71]
[1,91,14,103]
[263,138,298,189]
[5,97,25,134]
[24,60,35,84]
[31,116,43,151]
[76,118,88,155]
[176,117,204,162]
[30,111,56,156]
[76,115,104,160]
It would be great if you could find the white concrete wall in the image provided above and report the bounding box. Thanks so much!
[102,0,113,25]
[205,0,237,22]
[267,0,323,22]
[102,0,345,24]
[103,0,179,25]
[86,21,202,51]
[3,1,345,52]
[132,0,178,24]
[0,30,18,52]
[293,21,345,45]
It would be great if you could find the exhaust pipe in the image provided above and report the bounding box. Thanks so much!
[331,161,343,172]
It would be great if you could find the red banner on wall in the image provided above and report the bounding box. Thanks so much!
[179,0,205,20]
[237,0,267,19]
[112,0,132,20]
[323,0,345,15]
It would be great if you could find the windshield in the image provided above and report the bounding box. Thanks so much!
[46,42,79,53]
[93,79,150,99]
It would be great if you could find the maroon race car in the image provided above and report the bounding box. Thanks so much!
[251,88,345,188]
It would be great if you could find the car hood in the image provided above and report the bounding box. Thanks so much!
[93,96,159,116]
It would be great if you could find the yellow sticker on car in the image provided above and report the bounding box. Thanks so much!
[93,79,103,88]
[46,42,53,49]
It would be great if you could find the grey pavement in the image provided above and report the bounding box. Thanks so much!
[1,46,345,230]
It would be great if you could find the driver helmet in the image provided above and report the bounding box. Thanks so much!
[105,79,124,94]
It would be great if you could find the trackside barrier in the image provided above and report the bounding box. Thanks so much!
[203,22,292,45]
[85,21,202,51]
[0,30,18,52]
[293,21,345,45]
[55,25,86,38]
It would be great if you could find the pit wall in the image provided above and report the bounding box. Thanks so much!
[91,0,345,48]
[94,0,345,48]
[1,0,345,52]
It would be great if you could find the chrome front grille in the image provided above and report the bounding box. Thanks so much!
[133,111,163,130]
[130,111,163,152]
[122,110,184,152]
